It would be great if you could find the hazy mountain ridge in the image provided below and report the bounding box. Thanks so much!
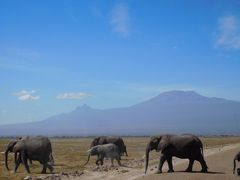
[0,90,240,136]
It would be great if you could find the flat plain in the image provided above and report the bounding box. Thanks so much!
[0,136,240,180]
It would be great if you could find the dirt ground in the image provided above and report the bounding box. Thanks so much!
[65,143,240,180]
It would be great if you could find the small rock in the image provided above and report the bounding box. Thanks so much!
[61,172,69,177]
[103,168,108,172]
[24,176,32,180]
[121,169,129,173]
[35,177,44,180]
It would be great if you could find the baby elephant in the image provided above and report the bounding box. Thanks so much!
[84,143,122,166]
[233,151,240,174]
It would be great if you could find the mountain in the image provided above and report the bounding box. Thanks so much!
[0,90,240,136]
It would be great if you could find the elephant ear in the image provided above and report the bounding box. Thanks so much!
[13,141,25,152]
[96,137,101,144]
[98,137,107,144]
[157,138,169,152]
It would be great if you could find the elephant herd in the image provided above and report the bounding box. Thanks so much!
[2,134,240,176]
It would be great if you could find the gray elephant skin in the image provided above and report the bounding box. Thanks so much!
[90,136,128,157]
[84,143,122,166]
[5,136,54,173]
[5,137,34,165]
[233,151,240,174]
[145,134,208,174]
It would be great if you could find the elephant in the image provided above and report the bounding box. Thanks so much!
[233,151,240,174]
[90,136,128,157]
[145,134,208,174]
[5,136,54,174]
[84,143,122,166]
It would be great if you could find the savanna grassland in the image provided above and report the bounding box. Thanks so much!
[0,136,240,180]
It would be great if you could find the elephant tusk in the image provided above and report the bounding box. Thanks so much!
[87,149,91,153]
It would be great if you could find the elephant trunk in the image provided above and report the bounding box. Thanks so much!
[233,159,236,174]
[83,153,91,166]
[5,147,10,170]
[145,145,151,174]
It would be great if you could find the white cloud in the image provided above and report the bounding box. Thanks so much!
[14,90,40,101]
[111,3,130,37]
[56,92,91,100]
[216,15,240,49]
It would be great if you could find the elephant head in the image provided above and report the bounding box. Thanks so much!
[90,137,101,148]
[5,138,25,171]
[145,136,163,174]
[83,146,98,166]
[5,139,19,170]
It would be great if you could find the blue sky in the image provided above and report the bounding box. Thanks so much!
[0,0,240,125]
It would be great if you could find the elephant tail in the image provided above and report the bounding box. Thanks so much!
[199,141,204,157]
[199,141,208,169]
[200,145,204,157]
[49,152,55,166]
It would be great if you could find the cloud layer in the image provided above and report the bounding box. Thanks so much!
[56,92,91,100]
[111,3,130,37]
[14,90,40,101]
[216,15,240,50]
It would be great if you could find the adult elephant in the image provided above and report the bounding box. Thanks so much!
[90,136,128,156]
[145,134,208,174]
[5,136,54,173]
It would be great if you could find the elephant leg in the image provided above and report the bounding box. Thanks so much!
[96,155,101,165]
[14,152,19,164]
[185,159,194,172]
[14,155,22,173]
[167,156,174,173]
[110,158,114,167]
[197,155,208,172]
[21,152,30,173]
[47,163,54,173]
[41,163,47,174]
[116,156,122,166]
[157,154,166,174]
[100,157,104,166]
[97,154,104,166]
[96,158,100,166]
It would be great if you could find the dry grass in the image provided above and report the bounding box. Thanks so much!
[0,136,239,179]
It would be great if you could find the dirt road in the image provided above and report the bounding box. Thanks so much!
[70,143,240,180]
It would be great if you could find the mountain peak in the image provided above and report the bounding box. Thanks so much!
[76,104,92,110]
[159,90,200,96]
[138,90,209,105]
[155,90,205,100]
